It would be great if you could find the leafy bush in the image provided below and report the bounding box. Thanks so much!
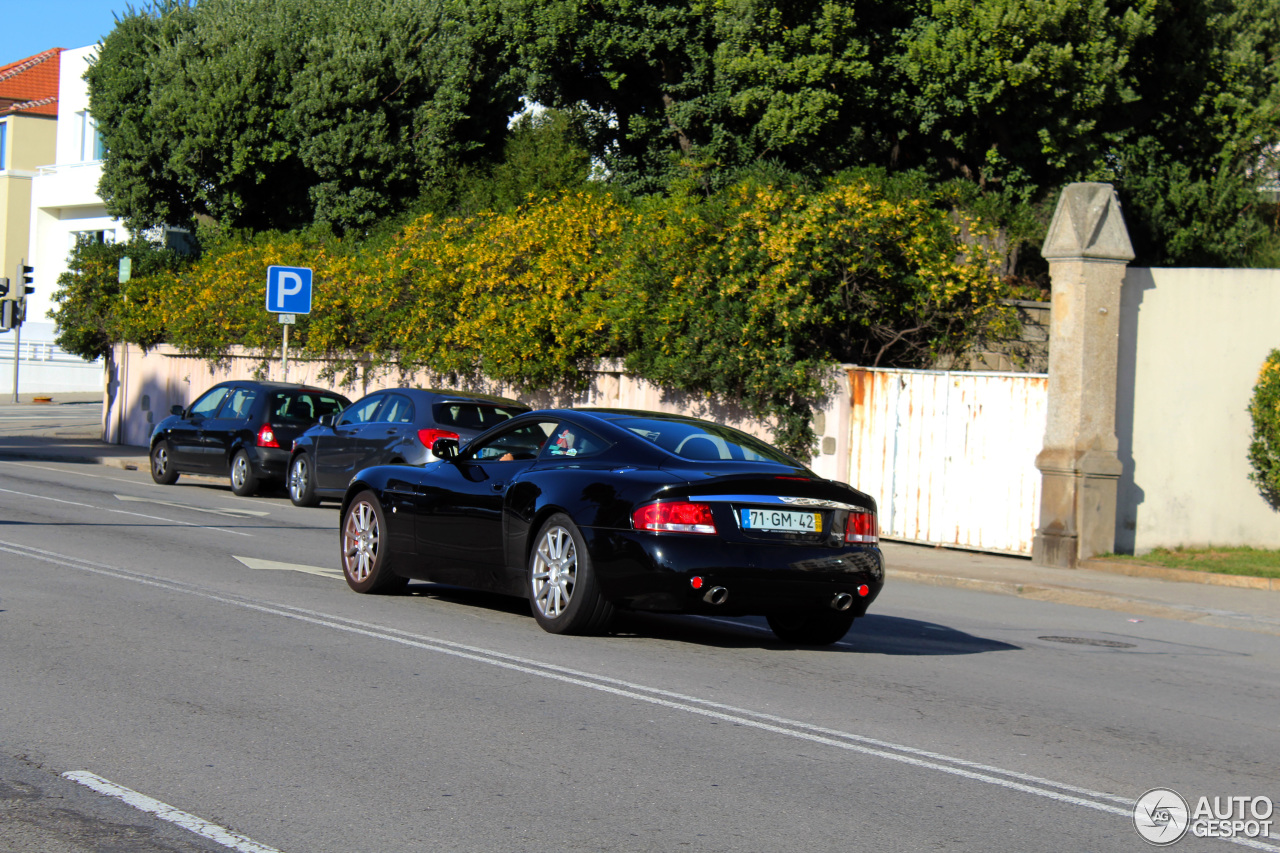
[1248,349,1280,505]
[63,174,1012,458]
[50,237,190,361]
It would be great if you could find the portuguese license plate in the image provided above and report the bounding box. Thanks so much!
[740,508,821,533]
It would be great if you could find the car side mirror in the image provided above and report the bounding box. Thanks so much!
[170,404,185,417]
[319,413,336,427]
[431,437,460,460]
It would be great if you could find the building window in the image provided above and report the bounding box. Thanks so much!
[0,120,7,171]
[77,111,105,162]
[69,230,115,252]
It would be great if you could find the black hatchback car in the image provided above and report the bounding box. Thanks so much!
[286,388,529,506]
[149,381,351,496]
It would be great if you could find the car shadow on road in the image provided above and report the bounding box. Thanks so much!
[621,612,1020,655]
[404,583,1020,655]
[838,614,1022,655]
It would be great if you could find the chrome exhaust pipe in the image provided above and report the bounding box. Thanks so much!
[703,586,729,605]
[831,592,853,611]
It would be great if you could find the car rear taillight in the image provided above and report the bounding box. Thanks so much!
[633,502,717,535]
[256,423,280,448]
[419,428,460,447]
[845,511,877,544]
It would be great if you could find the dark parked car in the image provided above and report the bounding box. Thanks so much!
[338,409,884,645]
[287,388,529,507]
[149,381,351,496]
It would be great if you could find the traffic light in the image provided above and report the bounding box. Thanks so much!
[0,299,16,331]
[18,263,33,296]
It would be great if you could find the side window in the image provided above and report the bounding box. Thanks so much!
[337,395,383,427]
[282,394,314,421]
[469,421,558,462]
[433,403,525,430]
[188,387,230,419]
[215,388,258,420]
[540,424,612,460]
[271,392,348,424]
[311,395,347,419]
[379,394,414,424]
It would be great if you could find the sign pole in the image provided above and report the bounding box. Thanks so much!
[282,322,289,383]
[10,317,19,403]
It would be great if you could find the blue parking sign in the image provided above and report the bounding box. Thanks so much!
[266,266,313,314]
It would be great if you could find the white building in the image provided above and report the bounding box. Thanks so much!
[27,45,122,340]
[10,45,119,394]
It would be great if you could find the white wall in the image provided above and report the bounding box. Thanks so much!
[103,344,852,482]
[0,336,101,395]
[1117,268,1280,552]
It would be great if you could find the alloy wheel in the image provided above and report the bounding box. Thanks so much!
[231,455,249,491]
[531,525,577,618]
[289,456,309,502]
[343,500,380,583]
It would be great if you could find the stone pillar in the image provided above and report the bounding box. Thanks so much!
[1032,183,1134,568]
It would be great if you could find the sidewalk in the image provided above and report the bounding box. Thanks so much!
[2,397,1278,637]
[0,394,148,469]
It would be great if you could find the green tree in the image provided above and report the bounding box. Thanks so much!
[89,0,521,233]
[1115,0,1280,266]
[889,0,1156,196]
[49,237,189,361]
[452,108,595,214]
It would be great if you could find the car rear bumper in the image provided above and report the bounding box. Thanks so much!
[584,528,885,616]
[251,446,291,480]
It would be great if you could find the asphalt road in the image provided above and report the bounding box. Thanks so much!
[1,455,1277,852]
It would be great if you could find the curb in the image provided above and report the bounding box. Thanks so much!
[889,568,1280,637]
[1079,558,1280,592]
[0,449,148,470]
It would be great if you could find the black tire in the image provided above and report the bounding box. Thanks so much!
[229,450,260,496]
[150,440,179,485]
[340,491,409,594]
[766,609,857,646]
[527,514,613,635]
[288,453,319,507]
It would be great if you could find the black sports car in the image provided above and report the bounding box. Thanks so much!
[150,381,351,496]
[338,409,884,645]
[287,388,529,506]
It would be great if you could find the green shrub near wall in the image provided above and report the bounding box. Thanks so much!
[1248,349,1280,505]
[80,174,1013,457]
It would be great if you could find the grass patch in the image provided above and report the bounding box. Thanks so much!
[1099,547,1280,579]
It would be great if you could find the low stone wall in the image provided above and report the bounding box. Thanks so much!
[104,343,854,482]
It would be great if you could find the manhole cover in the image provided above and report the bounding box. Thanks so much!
[1038,636,1137,648]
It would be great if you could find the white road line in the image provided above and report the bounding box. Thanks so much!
[0,486,251,536]
[62,771,283,853]
[117,494,271,518]
[233,555,344,579]
[5,539,1278,852]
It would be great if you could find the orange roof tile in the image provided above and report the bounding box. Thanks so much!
[0,48,61,118]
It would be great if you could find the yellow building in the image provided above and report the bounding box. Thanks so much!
[0,48,60,290]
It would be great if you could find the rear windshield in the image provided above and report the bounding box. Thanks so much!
[271,392,349,424]
[611,417,796,465]
[433,403,526,431]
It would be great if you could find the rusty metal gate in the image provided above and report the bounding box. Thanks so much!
[848,367,1048,555]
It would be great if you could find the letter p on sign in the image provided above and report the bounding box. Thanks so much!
[266,266,313,314]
